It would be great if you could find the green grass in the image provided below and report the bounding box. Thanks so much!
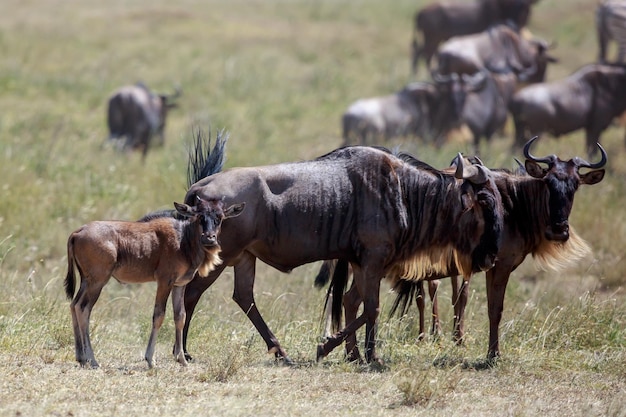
[0,0,624,416]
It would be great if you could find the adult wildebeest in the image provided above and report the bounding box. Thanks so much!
[411,0,535,74]
[435,24,557,82]
[510,63,626,157]
[597,0,626,64]
[429,71,493,146]
[431,25,556,150]
[341,82,438,146]
[106,82,181,161]
[180,138,505,364]
[457,70,519,153]
[64,197,245,369]
[319,137,606,361]
[342,75,486,147]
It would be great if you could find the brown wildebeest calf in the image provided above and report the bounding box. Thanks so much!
[64,198,245,369]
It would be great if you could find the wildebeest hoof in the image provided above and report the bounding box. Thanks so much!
[316,344,327,362]
[80,359,100,369]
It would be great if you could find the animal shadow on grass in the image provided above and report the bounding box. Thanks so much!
[433,354,499,371]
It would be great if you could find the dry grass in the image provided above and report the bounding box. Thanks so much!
[0,0,625,416]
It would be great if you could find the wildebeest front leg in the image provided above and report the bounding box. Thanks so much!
[428,280,442,337]
[415,280,426,340]
[342,281,363,362]
[485,266,511,360]
[145,283,171,368]
[171,285,187,366]
[451,276,470,344]
[233,252,293,365]
[318,264,383,364]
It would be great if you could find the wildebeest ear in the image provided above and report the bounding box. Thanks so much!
[524,160,546,179]
[460,188,475,212]
[580,169,605,185]
[174,202,195,218]
[224,202,246,218]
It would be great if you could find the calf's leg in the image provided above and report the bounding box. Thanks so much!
[145,283,172,368]
[71,277,107,368]
[171,285,188,366]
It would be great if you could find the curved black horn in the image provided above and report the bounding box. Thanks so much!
[454,152,464,179]
[575,143,608,170]
[523,136,554,164]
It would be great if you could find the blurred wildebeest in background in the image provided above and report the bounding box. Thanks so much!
[458,71,519,153]
[411,0,536,74]
[180,134,504,365]
[341,76,486,147]
[106,82,181,161]
[341,82,438,146]
[435,24,557,82]
[320,137,607,361]
[429,71,488,145]
[431,24,557,151]
[510,63,626,157]
[64,197,245,369]
[596,0,626,63]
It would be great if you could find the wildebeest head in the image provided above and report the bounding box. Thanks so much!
[523,136,606,242]
[449,154,504,273]
[174,196,245,246]
[517,39,559,83]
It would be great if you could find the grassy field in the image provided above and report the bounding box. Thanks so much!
[0,0,624,416]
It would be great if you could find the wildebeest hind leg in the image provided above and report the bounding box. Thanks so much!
[145,283,171,368]
[317,313,367,361]
[73,279,106,368]
[233,253,293,365]
[342,281,363,362]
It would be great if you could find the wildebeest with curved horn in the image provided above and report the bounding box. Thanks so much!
[64,196,245,369]
[319,137,606,361]
[510,63,626,157]
[106,82,181,161]
[180,135,505,364]
[411,0,535,74]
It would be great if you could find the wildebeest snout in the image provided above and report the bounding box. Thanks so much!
[545,221,569,242]
[201,232,218,246]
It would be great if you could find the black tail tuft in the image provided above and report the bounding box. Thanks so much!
[314,260,336,288]
[187,127,229,188]
[389,280,417,318]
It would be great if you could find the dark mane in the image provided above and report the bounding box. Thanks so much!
[394,151,440,173]
[187,128,228,188]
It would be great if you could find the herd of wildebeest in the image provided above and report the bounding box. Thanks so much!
[64,0,623,368]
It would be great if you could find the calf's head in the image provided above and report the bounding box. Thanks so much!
[523,136,606,242]
[174,196,245,246]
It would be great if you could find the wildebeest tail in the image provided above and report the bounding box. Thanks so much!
[64,235,77,300]
[314,259,336,288]
[187,128,229,187]
[327,259,350,332]
[389,279,417,318]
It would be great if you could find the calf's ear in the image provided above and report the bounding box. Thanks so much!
[580,169,605,185]
[174,202,195,218]
[224,202,246,219]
